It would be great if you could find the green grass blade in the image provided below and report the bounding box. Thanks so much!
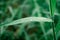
[1,17,53,27]
[49,0,56,40]
[49,0,56,16]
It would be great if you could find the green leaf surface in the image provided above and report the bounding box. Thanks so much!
[49,0,56,16]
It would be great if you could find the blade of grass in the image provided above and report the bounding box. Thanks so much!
[49,0,56,16]
[49,0,56,40]
[0,17,53,27]
[24,30,30,40]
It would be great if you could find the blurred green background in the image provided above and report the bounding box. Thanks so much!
[0,0,60,40]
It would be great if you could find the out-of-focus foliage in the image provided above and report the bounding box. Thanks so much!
[0,0,60,40]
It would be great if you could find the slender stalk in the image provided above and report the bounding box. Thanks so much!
[49,0,56,40]
[52,17,56,40]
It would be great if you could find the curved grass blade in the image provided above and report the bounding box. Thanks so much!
[1,17,53,27]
